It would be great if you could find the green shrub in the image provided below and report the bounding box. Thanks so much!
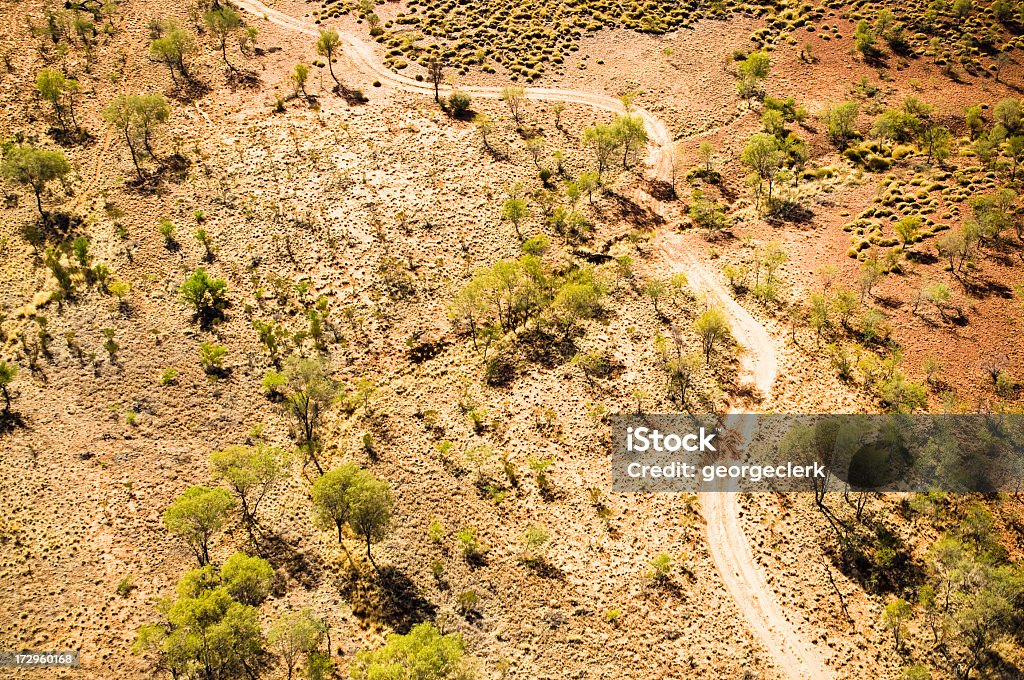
[447,90,471,116]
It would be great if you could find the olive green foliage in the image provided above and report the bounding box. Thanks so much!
[1,144,70,219]
[447,91,472,117]
[36,68,82,132]
[279,355,337,474]
[693,306,731,363]
[179,268,228,327]
[736,50,771,98]
[268,609,328,680]
[162,486,237,565]
[132,554,272,678]
[822,101,860,149]
[349,622,472,679]
[582,114,648,178]
[449,254,604,350]
[204,7,242,69]
[316,28,342,86]
[311,465,394,567]
[150,22,197,84]
[210,445,283,532]
[0,361,17,413]
[102,93,171,179]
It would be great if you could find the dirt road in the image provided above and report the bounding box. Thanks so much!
[233,1,829,676]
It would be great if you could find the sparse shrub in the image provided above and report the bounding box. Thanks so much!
[0,361,19,414]
[456,589,479,614]
[647,553,674,582]
[447,91,472,117]
[456,526,487,560]
[116,575,136,598]
[428,518,444,544]
[180,268,228,327]
[199,341,227,375]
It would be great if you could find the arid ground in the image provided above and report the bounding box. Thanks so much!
[2,0,1024,677]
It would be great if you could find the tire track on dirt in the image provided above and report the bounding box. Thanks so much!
[232,1,829,676]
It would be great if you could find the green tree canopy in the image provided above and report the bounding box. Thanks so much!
[311,463,362,543]
[350,622,471,680]
[316,28,342,87]
[280,355,337,474]
[210,444,283,533]
[179,268,228,327]
[204,7,242,70]
[150,23,197,83]
[162,486,236,565]
[1,145,70,219]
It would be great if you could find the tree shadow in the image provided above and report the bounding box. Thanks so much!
[519,327,577,368]
[0,411,27,436]
[49,127,95,147]
[255,530,325,590]
[337,84,368,105]
[158,153,192,183]
[348,565,436,634]
[766,200,815,224]
[962,277,1013,299]
[172,78,211,102]
[607,192,665,229]
[228,69,262,89]
[522,556,565,580]
[642,177,677,202]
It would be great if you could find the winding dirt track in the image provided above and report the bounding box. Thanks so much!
[233,1,828,676]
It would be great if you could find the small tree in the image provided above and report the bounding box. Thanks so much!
[268,609,327,680]
[894,215,921,249]
[292,63,309,96]
[150,23,197,84]
[822,101,860,149]
[500,85,526,127]
[350,622,468,680]
[1,145,70,220]
[643,279,667,315]
[854,20,877,57]
[428,57,444,102]
[741,133,783,209]
[36,68,81,132]
[736,50,770,98]
[694,306,731,364]
[103,94,171,180]
[920,123,952,164]
[210,445,283,537]
[179,268,228,327]
[348,473,394,569]
[220,551,274,606]
[501,197,529,240]
[316,28,342,90]
[162,486,236,565]
[281,355,337,474]
[0,361,17,414]
[698,141,716,174]
[204,6,242,71]
[882,598,912,649]
[613,114,648,169]
[583,123,622,180]
[311,464,361,543]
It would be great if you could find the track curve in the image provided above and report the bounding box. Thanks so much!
[232,1,829,676]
